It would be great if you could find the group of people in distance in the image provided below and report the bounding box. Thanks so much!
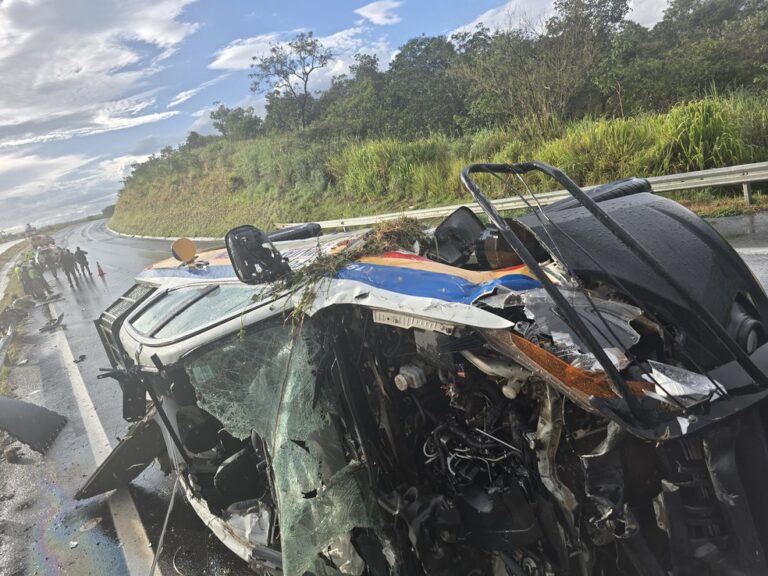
[19,245,93,299]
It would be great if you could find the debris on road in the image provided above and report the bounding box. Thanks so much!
[73,354,86,364]
[39,312,64,333]
[3,445,22,463]
[78,517,102,532]
[0,396,67,453]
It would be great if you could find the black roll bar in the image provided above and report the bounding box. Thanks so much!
[461,163,641,417]
[462,161,768,398]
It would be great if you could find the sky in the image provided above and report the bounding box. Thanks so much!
[0,0,668,232]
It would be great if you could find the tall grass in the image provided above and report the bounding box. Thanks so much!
[111,92,768,237]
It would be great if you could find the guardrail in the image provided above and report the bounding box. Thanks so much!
[277,161,768,230]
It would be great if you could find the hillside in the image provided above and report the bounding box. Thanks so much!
[111,95,768,237]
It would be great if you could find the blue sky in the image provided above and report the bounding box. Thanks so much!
[0,0,667,231]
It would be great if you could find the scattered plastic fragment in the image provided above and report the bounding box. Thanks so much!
[39,313,65,333]
[79,517,102,532]
[0,396,67,453]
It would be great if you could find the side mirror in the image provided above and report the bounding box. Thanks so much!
[97,368,146,422]
[225,225,292,284]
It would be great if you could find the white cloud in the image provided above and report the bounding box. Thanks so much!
[0,150,155,228]
[628,0,667,27]
[354,0,402,26]
[453,0,666,36]
[208,25,394,95]
[452,1,550,36]
[167,73,231,108]
[0,0,198,148]
[0,0,199,226]
[189,105,219,133]
[0,151,94,194]
[0,110,180,149]
[96,154,152,181]
[209,32,286,70]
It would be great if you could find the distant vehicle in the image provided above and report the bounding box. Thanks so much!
[30,234,54,249]
[80,161,768,575]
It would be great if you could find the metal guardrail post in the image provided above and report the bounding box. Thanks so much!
[744,182,753,205]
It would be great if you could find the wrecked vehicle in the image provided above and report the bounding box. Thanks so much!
[80,161,768,575]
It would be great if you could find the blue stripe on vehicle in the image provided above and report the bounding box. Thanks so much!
[335,262,541,303]
[138,261,542,303]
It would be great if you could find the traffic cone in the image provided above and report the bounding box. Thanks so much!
[97,262,106,277]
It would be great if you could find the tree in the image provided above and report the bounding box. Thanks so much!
[250,32,333,129]
[385,35,464,136]
[312,53,388,138]
[209,105,263,140]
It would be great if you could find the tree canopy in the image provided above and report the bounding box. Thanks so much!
[240,0,766,140]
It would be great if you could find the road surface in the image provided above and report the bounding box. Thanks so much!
[0,220,249,576]
[0,214,767,576]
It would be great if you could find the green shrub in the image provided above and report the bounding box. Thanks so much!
[111,93,768,237]
[659,97,750,172]
[533,115,665,185]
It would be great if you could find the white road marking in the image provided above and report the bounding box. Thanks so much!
[48,301,163,576]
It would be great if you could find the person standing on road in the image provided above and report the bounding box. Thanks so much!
[60,249,78,287]
[15,263,33,297]
[27,260,53,299]
[38,247,59,280]
[74,246,92,276]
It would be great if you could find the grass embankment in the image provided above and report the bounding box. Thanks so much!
[111,94,768,237]
[0,240,31,396]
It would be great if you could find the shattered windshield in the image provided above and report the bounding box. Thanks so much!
[183,320,382,574]
[130,284,262,339]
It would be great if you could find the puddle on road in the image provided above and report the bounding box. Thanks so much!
[710,212,768,244]
[26,482,126,576]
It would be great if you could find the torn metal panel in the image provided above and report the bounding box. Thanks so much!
[179,474,283,571]
[521,287,642,351]
[0,395,66,453]
[304,278,514,330]
[76,408,164,500]
[642,361,723,408]
[480,328,651,410]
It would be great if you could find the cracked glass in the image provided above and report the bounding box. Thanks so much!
[183,318,383,575]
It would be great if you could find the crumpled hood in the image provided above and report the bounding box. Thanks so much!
[519,192,768,370]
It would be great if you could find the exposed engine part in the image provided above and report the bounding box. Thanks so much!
[394,362,429,391]
[501,381,523,400]
[459,350,531,382]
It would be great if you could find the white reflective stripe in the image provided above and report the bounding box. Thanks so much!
[49,302,162,576]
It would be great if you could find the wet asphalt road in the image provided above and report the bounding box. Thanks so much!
[0,214,767,576]
[0,220,251,576]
